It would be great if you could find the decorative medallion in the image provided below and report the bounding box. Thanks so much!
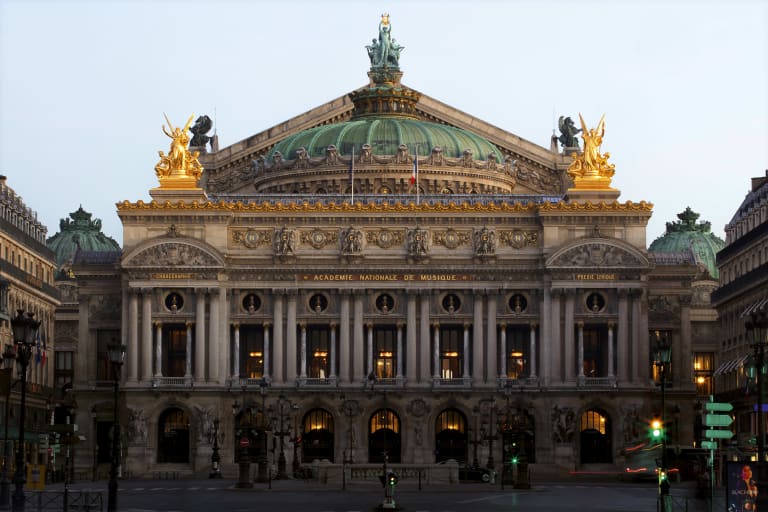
[232,229,271,249]
[300,229,338,249]
[473,227,496,256]
[432,229,470,249]
[366,229,404,249]
[499,230,539,249]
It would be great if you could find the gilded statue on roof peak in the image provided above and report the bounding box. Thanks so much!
[566,114,616,190]
[366,13,404,69]
[154,114,204,188]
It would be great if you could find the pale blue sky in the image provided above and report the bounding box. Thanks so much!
[1,0,766,245]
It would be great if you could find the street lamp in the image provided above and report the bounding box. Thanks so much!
[0,345,17,510]
[271,395,294,480]
[106,343,126,512]
[653,331,672,507]
[10,310,39,512]
[746,303,768,462]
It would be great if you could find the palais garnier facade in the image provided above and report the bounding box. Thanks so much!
[64,16,719,479]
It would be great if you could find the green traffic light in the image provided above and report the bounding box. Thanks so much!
[511,456,519,465]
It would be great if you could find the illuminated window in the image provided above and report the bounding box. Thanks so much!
[370,409,400,434]
[373,326,396,379]
[582,325,608,377]
[439,326,464,379]
[240,325,264,378]
[307,325,330,379]
[504,325,529,379]
[693,352,714,396]
[435,409,465,434]
[580,410,606,435]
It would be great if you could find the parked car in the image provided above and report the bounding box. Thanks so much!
[459,465,492,483]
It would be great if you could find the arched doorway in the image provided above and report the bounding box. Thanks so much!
[368,409,401,463]
[579,408,612,464]
[157,407,190,463]
[302,409,334,463]
[435,408,467,463]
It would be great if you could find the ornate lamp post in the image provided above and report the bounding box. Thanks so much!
[271,395,294,480]
[10,310,39,512]
[0,345,17,510]
[653,331,672,507]
[106,343,126,512]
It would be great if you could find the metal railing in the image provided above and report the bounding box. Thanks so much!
[23,489,103,511]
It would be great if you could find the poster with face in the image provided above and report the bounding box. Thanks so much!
[727,461,762,512]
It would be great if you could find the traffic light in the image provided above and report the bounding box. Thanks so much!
[650,419,664,441]
[387,472,398,486]
[511,455,519,465]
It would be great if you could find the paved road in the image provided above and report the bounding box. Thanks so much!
[41,478,716,512]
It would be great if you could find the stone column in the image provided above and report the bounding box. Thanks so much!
[208,289,220,383]
[195,289,206,382]
[273,291,284,384]
[432,321,440,379]
[127,288,138,382]
[263,322,272,380]
[529,322,538,379]
[339,293,350,384]
[549,289,562,384]
[540,287,551,385]
[406,292,418,384]
[636,289,650,382]
[396,322,404,379]
[77,295,90,380]
[420,295,431,383]
[499,322,507,378]
[185,321,193,378]
[564,291,575,383]
[630,290,642,383]
[577,321,584,378]
[329,322,337,379]
[299,322,307,378]
[154,321,163,377]
[219,289,231,385]
[286,292,297,384]
[486,293,497,384]
[679,296,692,385]
[607,322,615,378]
[366,322,374,377]
[617,290,629,385]
[232,323,240,378]
[472,293,483,382]
[353,293,364,383]
[142,290,153,381]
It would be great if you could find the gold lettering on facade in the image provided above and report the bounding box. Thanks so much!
[300,273,471,282]
[574,273,617,281]
[151,273,194,280]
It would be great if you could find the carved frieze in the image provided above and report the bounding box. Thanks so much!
[499,230,539,249]
[129,242,218,267]
[551,243,641,267]
[273,227,296,256]
[432,229,470,249]
[473,227,496,256]
[341,227,363,255]
[407,228,429,258]
[366,229,404,249]
[232,229,271,249]
[300,229,338,249]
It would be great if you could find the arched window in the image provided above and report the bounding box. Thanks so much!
[434,408,467,463]
[158,407,190,463]
[302,409,334,463]
[579,408,611,464]
[369,408,400,463]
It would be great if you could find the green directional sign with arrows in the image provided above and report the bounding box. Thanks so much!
[704,402,733,412]
[704,429,734,439]
[705,414,734,427]
[701,440,718,450]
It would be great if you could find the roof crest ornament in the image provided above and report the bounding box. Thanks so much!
[566,114,616,190]
[154,113,204,189]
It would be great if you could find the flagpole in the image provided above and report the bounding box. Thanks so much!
[414,143,420,206]
[350,146,355,204]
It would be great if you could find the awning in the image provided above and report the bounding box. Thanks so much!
[741,298,768,319]
[714,355,750,376]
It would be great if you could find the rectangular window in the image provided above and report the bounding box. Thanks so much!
[693,352,714,396]
[373,325,397,379]
[54,350,73,388]
[582,325,608,377]
[439,325,464,379]
[96,329,120,380]
[307,325,330,379]
[162,324,188,377]
[240,325,264,379]
[505,325,529,379]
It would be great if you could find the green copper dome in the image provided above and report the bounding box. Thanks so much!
[649,207,725,278]
[47,206,121,278]
[269,117,504,163]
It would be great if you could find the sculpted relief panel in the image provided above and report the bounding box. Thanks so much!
[126,242,219,267]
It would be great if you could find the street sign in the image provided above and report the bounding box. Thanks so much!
[704,402,733,412]
[705,414,734,427]
[701,440,718,450]
[704,429,734,439]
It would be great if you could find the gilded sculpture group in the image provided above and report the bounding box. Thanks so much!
[566,114,616,186]
[154,114,204,182]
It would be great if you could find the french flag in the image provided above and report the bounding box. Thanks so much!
[411,154,418,185]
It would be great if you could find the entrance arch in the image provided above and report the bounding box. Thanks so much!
[157,407,190,463]
[434,408,467,463]
[579,408,612,463]
[302,409,334,463]
[368,409,401,463]
[500,407,536,463]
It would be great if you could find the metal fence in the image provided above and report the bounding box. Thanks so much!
[22,490,103,511]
